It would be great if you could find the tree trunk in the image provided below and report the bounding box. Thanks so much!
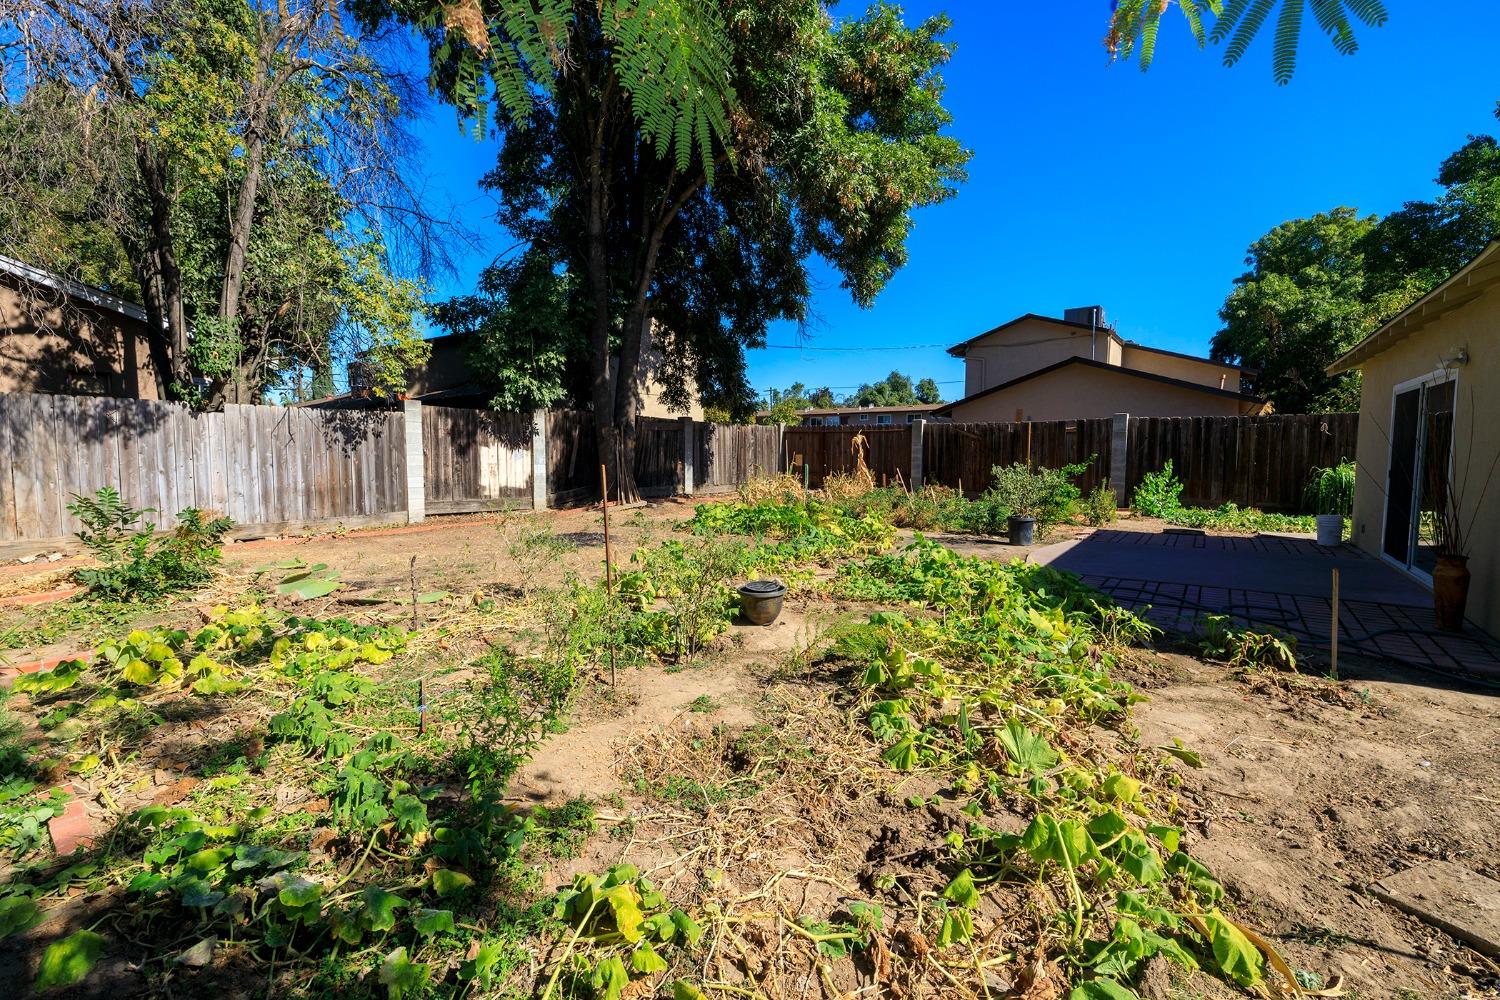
[135,147,189,389]
[582,73,639,505]
[218,128,264,329]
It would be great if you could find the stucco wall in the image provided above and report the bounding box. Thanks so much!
[945,363,1254,423]
[0,276,162,399]
[961,318,1119,396]
[1121,345,1242,393]
[1347,296,1500,636]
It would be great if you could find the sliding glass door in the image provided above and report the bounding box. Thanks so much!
[1383,374,1457,578]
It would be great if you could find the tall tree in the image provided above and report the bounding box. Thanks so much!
[1214,119,1500,414]
[0,0,434,402]
[1212,209,1383,412]
[414,0,967,499]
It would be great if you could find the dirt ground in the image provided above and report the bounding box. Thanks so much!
[3,502,1497,999]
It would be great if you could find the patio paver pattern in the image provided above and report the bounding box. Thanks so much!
[1032,530,1500,679]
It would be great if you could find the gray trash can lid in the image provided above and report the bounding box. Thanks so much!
[738,579,786,595]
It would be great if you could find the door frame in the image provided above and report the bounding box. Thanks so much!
[1379,367,1460,585]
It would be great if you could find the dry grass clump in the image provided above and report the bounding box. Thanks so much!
[738,473,808,504]
[590,679,1032,1000]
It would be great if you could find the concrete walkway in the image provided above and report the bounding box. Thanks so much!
[1031,529,1500,679]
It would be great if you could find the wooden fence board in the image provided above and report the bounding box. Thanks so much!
[1124,413,1358,512]
[782,426,911,488]
[924,419,1112,496]
[422,405,532,514]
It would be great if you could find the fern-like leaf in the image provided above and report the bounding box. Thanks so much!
[1308,0,1358,55]
[600,0,735,181]
[1223,0,1276,68]
[1271,0,1303,84]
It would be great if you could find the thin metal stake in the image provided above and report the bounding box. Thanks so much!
[1330,567,1341,679]
[409,555,418,631]
[417,679,426,736]
[600,462,617,688]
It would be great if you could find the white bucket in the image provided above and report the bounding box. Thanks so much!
[1315,514,1344,547]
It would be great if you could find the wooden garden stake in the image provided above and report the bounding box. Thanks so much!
[600,463,617,688]
[409,555,418,631]
[1330,568,1341,679]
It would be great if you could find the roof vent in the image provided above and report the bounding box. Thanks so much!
[1064,306,1107,330]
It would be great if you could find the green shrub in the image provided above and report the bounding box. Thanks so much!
[1302,461,1355,516]
[1083,483,1117,526]
[1132,462,1184,518]
[69,488,233,600]
[987,458,1091,533]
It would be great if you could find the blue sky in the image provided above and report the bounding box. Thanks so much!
[409,2,1499,404]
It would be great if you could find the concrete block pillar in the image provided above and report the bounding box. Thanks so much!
[681,417,696,496]
[531,409,548,510]
[910,419,926,488]
[403,400,425,524]
[1111,412,1130,509]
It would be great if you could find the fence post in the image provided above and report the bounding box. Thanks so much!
[1111,412,1130,509]
[910,419,925,488]
[403,400,425,524]
[681,417,695,497]
[531,409,549,510]
[777,423,785,474]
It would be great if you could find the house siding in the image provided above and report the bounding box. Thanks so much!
[0,273,162,399]
[960,317,1119,396]
[1347,295,1500,636]
[1120,345,1242,393]
[943,363,1256,423]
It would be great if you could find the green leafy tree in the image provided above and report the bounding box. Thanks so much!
[848,370,917,407]
[915,377,943,405]
[0,0,434,403]
[1215,118,1500,414]
[1107,0,1389,84]
[415,0,968,498]
[1212,209,1385,413]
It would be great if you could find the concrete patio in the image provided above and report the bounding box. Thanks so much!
[1031,528,1500,679]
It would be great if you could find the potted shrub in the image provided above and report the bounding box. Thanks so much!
[989,459,1089,545]
[1303,462,1354,547]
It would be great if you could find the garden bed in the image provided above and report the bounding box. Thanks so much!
[0,487,1493,1000]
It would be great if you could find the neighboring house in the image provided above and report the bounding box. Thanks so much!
[759,404,943,426]
[934,306,1267,422]
[0,254,166,400]
[405,327,704,419]
[1327,241,1500,637]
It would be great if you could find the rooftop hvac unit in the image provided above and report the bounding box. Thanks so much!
[1063,305,1107,329]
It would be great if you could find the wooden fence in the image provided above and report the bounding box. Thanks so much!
[1123,413,1359,512]
[782,426,912,488]
[923,420,1113,496]
[422,406,532,515]
[696,423,780,492]
[0,392,1364,552]
[0,392,406,544]
[546,409,599,504]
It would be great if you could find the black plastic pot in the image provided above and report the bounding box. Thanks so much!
[1007,515,1036,546]
[737,579,787,626]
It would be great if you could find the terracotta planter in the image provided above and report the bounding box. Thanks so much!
[1432,554,1471,632]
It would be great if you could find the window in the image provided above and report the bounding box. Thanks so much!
[905,414,915,424]
[877,415,893,425]
[860,414,871,423]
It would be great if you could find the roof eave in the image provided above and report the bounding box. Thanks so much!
[1328,240,1500,374]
